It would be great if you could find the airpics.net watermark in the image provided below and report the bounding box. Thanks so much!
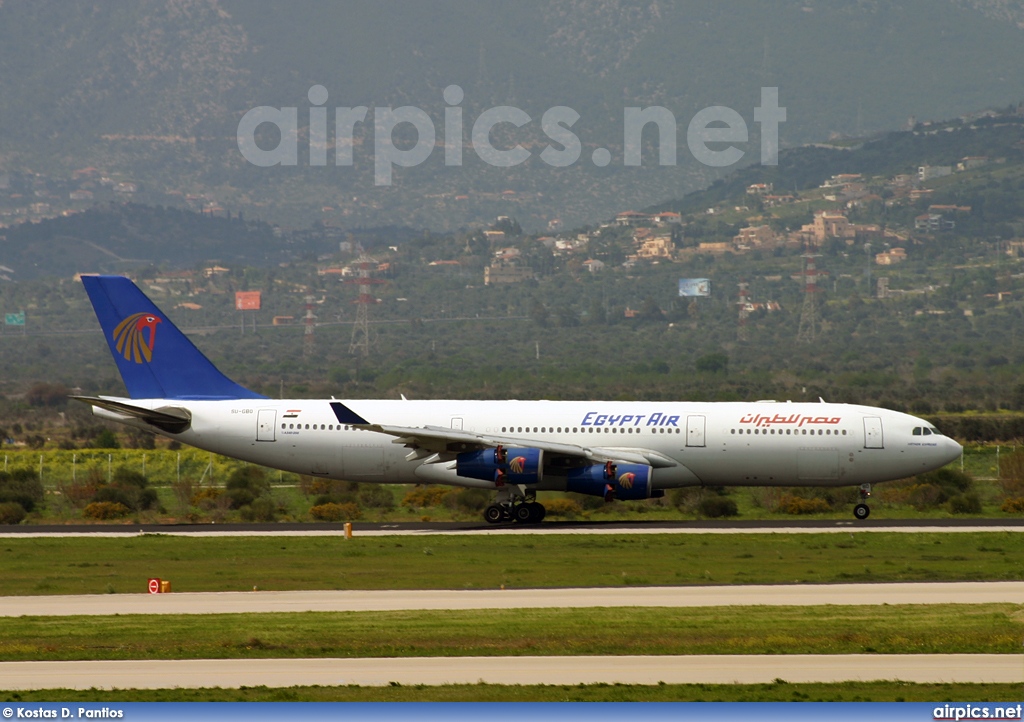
[236,85,786,186]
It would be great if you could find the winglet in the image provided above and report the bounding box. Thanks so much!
[81,275,266,400]
[330,401,369,425]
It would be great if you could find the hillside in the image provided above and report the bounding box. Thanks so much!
[3,0,1024,230]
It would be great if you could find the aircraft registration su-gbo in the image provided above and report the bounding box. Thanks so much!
[75,275,963,523]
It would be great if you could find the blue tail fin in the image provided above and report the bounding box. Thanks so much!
[82,275,266,400]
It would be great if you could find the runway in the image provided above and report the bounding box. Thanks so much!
[4,581,1023,617]
[4,519,1024,537]
[1,654,1018,690]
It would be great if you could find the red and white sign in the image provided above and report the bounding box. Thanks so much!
[147,578,161,594]
[235,291,261,311]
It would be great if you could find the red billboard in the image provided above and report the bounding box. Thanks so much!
[235,291,261,310]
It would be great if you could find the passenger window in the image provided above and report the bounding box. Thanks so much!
[281,423,285,429]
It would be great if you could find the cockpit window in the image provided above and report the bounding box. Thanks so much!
[922,427,932,436]
[928,427,943,436]
[913,427,922,436]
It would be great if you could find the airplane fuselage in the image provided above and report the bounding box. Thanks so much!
[94,398,963,492]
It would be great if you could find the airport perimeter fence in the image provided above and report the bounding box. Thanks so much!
[0,449,295,490]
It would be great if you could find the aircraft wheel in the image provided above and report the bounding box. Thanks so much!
[484,504,506,524]
[529,502,546,523]
[514,504,533,523]
[853,503,870,520]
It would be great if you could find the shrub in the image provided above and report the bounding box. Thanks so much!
[1001,497,1024,513]
[906,483,947,510]
[402,486,455,508]
[450,488,490,512]
[83,501,131,519]
[227,489,256,510]
[226,466,270,497]
[92,429,120,449]
[544,498,583,517]
[777,495,831,515]
[670,487,700,510]
[93,486,134,510]
[0,501,26,525]
[948,493,982,514]
[698,496,738,518]
[916,468,972,495]
[89,469,158,512]
[112,468,147,488]
[191,487,224,507]
[241,497,277,522]
[0,469,44,512]
[568,492,606,510]
[358,484,396,509]
[310,501,362,522]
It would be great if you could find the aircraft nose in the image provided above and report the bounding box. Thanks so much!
[941,436,963,466]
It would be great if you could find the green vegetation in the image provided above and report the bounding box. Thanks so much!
[5,443,1024,525]
[2,681,1021,702]
[1,604,1021,661]
[2,532,1024,596]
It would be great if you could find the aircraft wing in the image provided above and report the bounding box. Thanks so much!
[358,422,679,468]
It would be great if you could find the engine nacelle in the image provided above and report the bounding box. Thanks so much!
[566,463,653,500]
[456,447,543,485]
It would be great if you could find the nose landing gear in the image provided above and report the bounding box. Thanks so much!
[853,484,871,520]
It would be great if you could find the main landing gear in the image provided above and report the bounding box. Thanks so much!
[484,500,546,524]
[483,485,546,524]
[853,483,871,520]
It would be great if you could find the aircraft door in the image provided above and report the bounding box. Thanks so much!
[686,415,706,448]
[863,416,883,449]
[256,409,277,442]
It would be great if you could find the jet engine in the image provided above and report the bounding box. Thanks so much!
[456,446,543,485]
[566,462,654,500]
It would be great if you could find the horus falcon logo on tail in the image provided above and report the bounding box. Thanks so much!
[112,312,162,363]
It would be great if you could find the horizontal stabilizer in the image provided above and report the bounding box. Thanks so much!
[72,396,192,434]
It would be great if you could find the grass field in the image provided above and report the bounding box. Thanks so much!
[0,604,1021,661]
[3,530,1022,702]
[2,532,1023,596]
[3,681,1023,702]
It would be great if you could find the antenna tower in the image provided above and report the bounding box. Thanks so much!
[347,254,385,357]
[797,253,823,343]
[303,294,317,356]
[737,280,751,342]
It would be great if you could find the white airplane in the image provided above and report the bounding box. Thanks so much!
[76,275,962,523]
